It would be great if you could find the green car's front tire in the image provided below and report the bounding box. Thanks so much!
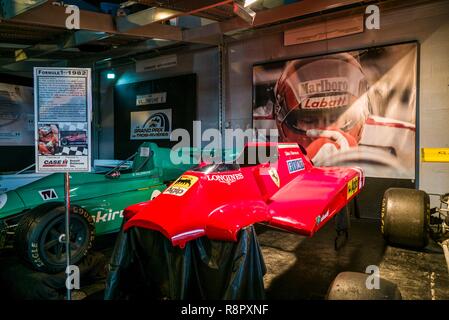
[15,204,95,274]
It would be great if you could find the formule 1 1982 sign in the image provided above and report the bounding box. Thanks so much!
[34,67,92,173]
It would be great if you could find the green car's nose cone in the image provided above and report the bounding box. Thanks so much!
[0,191,25,219]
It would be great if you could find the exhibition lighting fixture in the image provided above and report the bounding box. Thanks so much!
[107,72,116,79]
[233,2,257,25]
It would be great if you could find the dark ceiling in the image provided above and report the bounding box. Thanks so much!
[0,0,437,75]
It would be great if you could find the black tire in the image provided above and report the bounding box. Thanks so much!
[15,204,95,273]
[326,272,402,300]
[381,188,430,249]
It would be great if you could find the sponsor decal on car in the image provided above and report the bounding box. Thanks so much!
[347,176,359,199]
[38,189,58,201]
[287,158,305,174]
[316,210,330,225]
[164,175,199,196]
[93,209,124,223]
[206,173,244,185]
[0,193,7,210]
[268,167,280,188]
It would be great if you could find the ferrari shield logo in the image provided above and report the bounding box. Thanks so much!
[164,175,198,196]
[268,167,280,188]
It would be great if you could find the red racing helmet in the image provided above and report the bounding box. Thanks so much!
[274,53,370,148]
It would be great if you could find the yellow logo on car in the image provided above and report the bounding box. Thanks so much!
[347,176,359,199]
[164,175,199,196]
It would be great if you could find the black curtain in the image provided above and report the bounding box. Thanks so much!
[105,225,267,300]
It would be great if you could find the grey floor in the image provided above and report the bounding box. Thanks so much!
[1,218,448,299]
[257,218,449,300]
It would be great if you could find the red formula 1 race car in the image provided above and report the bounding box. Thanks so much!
[124,142,365,247]
[105,142,365,300]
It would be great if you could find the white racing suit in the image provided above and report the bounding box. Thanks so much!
[309,116,415,179]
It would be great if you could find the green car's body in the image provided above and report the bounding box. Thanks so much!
[0,142,193,246]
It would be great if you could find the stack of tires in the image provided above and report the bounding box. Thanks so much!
[328,188,430,300]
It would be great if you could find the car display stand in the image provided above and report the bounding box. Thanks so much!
[105,225,267,300]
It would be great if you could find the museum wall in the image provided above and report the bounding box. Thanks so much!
[225,0,449,200]
[95,1,449,208]
[97,46,220,159]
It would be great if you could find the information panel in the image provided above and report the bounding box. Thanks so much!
[0,83,34,146]
[34,67,91,172]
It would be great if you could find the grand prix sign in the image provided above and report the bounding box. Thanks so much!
[130,109,172,140]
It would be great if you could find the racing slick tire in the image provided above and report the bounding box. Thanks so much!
[381,188,430,249]
[326,272,402,300]
[15,204,95,273]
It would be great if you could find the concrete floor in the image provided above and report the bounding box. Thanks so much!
[257,218,449,300]
[1,218,448,299]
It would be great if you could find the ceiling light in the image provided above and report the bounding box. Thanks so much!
[234,0,261,7]
[233,2,257,25]
[242,0,260,7]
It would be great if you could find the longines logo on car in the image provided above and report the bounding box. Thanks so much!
[206,173,244,185]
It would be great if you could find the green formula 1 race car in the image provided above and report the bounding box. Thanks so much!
[0,142,193,273]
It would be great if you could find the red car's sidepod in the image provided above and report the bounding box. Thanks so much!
[124,143,365,248]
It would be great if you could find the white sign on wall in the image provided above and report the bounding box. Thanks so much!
[136,92,167,106]
[130,108,172,140]
[136,54,177,73]
[34,67,92,172]
[284,15,364,46]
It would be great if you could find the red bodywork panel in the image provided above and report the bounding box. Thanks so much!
[124,142,365,248]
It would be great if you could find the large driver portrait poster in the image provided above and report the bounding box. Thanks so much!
[253,42,417,179]
[34,67,92,172]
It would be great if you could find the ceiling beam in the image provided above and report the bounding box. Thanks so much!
[8,1,185,42]
[183,0,370,43]
[0,30,111,68]
[3,0,376,49]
